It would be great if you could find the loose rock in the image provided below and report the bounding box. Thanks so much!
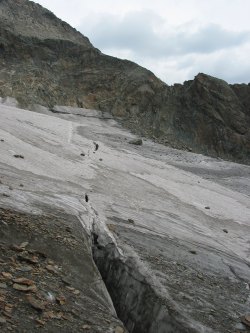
[115,326,124,333]
[0,283,7,289]
[13,283,37,292]
[13,154,24,159]
[2,272,13,279]
[128,138,143,146]
[13,277,34,286]
[241,314,250,327]
[27,295,45,311]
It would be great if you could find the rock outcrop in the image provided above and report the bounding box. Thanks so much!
[0,0,249,163]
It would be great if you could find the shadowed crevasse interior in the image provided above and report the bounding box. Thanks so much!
[92,233,198,333]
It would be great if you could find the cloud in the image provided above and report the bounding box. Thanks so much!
[79,10,250,59]
[185,43,250,84]
[141,43,250,85]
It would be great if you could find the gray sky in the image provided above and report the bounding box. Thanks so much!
[35,0,250,85]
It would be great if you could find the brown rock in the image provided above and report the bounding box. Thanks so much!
[2,272,12,279]
[19,241,29,248]
[17,254,38,265]
[35,318,45,326]
[13,283,37,292]
[241,314,250,327]
[27,295,45,311]
[245,314,250,322]
[46,265,58,274]
[56,296,66,305]
[13,277,34,286]
[43,311,63,320]
[4,304,13,313]
[10,245,24,252]
[115,326,124,333]
[82,325,91,330]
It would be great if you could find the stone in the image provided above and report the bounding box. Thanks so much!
[35,319,45,326]
[129,139,143,146]
[13,283,37,292]
[0,316,6,324]
[2,272,13,279]
[27,295,45,311]
[46,265,58,274]
[17,266,33,272]
[12,277,34,286]
[56,296,66,305]
[0,283,7,289]
[241,314,250,327]
[17,254,38,265]
[4,304,13,314]
[19,241,29,248]
[115,326,124,333]
[13,154,24,159]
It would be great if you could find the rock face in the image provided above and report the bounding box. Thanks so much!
[0,0,250,163]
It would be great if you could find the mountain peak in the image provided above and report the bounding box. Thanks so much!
[0,0,92,47]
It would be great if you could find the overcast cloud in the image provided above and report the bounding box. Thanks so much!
[35,0,250,84]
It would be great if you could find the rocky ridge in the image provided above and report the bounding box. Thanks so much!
[0,0,249,163]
